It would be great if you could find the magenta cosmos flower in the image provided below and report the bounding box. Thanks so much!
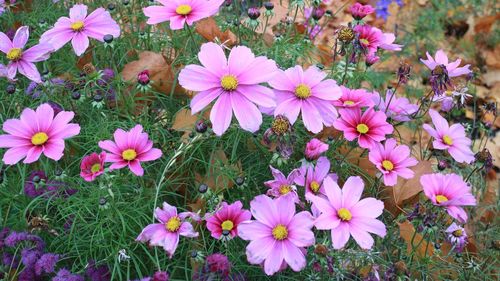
[0,26,52,82]
[354,25,402,55]
[420,49,471,78]
[307,176,387,249]
[143,0,224,30]
[368,138,418,186]
[334,108,393,149]
[80,152,106,182]
[40,4,120,56]
[269,65,342,134]
[205,201,251,239]
[98,124,163,176]
[304,138,328,161]
[333,86,375,109]
[295,156,336,197]
[136,202,198,258]
[421,173,476,223]
[349,3,375,20]
[238,195,315,275]
[0,103,80,165]
[179,42,277,136]
[423,109,474,163]
[373,90,418,122]
[264,166,301,203]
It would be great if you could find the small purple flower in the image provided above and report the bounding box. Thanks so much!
[21,248,41,267]
[264,166,300,203]
[35,253,59,275]
[85,260,111,281]
[206,253,231,276]
[53,268,84,281]
[137,70,150,85]
[446,223,468,252]
[152,271,169,281]
[102,68,115,82]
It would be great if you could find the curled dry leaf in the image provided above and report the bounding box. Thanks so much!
[195,17,237,47]
[172,108,210,142]
[194,150,242,192]
[398,220,435,258]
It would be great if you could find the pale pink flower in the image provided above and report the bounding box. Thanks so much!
[143,0,224,30]
[420,49,471,78]
[307,176,387,249]
[368,138,418,186]
[269,65,342,134]
[98,125,163,176]
[423,109,475,163]
[421,173,476,223]
[80,152,106,182]
[179,42,277,136]
[333,86,375,109]
[238,195,315,275]
[372,90,418,122]
[333,108,393,149]
[40,4,120,56]
[0,103,80,165]
[350,3,375,20]
[264,166,301,203]
[0,26,52,82]
[205,201,251,239]
[304,138,329,161]
[136,202,198,258]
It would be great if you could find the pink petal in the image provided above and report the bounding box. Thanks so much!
[71,33,89,56]
[341,176,364,208]
[237,85,276,108]
[331,223,350,249]
[178,65,220,92]
[264,242,285,275]
[17,61,41,83]
[69,4,88,20]
[189,88,223,114]
[12,26,29,49]
[230,93,262,133]
[2,146,31,165]
[143,6,175,25]
[323,177,343,209]
[301,100,323,133]
[138,148,162,162]
[23,146,43,163]
[349,223,374,249]
[249,195,279,227]
[237,56,277,85]
[128,160,144,176]
[43,139,65,161]
[210,93,233,136]
[228,45,255,77]
[282,241,306,272]
[274,97,302,125]
[0,31,12,53]
[238,221,272,241]
[245,237,275,264]
[198,42,227,74]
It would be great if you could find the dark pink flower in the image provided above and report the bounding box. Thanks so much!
[80,152,106,182]
[350,3,375,20]
[205,201,251,239]
[305,138,329,160]
[333,86,375,109]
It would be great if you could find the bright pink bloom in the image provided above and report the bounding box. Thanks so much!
[205,201,251,239]
[373,90,418,122]
[80,152,106,182]
[98,125,163,176]
[307,176,387,249]
[354,25,402,55]
[368,138,418,186]
[269,65,342,133]
[333,86,375,109]
[334,108,393,149]
[179,42,277,136]
[238,195,315,275]
[349,3,375,20]
[0,103,80,165]
[143,0,224,30]
[295,156,336,197]
[40,4,120,56]
[423,109,474,163]
[304,138,329,160]
[421,173,476,223]
[420,49,471,78]
[136,202,198,258]
[264,166,300,203]
[0,26,52,82]
[365,54,380,65]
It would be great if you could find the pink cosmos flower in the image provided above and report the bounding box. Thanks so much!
[80,152,106,182]
[420,49,471,78]
[446,223,467,252]
[0,103,80,165]
[354,25,402,55]
[98,125,163,176]
[295,156,336,197]
[333,86,375,109]
[238,195,315,275]
[304,138,329,161]
[143,0,224,30]
[423,109,475,163]
[269,65,342,134]
[420,173,476,223]
[307,176,387,249]
[373,90,418,122]
[0,26,52,82]
[350,3,375,20]
[366,53,380,66]
[333,108,394,149]
[178,42,278,136]
[205,201,251,239]
[264,166,301,203]
[40,4,120,56]
[136,202,198,258]
[368,138,418,186]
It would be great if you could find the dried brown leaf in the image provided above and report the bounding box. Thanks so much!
[195,17,237,46]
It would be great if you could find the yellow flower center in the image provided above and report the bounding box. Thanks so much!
[7,48,22,61]
[31,132,49,146]
[382,160,394,171]
[443,135,453,145]
[90,163,101,173]
[435,195,449,204]
[122,149,137,161]
[356,123,369,134]
[220,75,238,91]
[175,4,192,15]
[452,229,463,237]
[337,208,352,221]
[71,21,85,31]
[444,90,453,97]
[360,38,369,45]
[272,224,288,240]
[344,100,355,106]
[279,184,291,195]
[294,84,312,99]
[310,181,320,193]
[221,220,234,231]
[165,216,181,232]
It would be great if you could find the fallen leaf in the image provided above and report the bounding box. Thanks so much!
[171,108,210,142]
[398,220,435,258]
[195,17,237,46]
[194,150,242,191]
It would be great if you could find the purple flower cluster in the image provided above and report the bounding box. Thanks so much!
[24,170,77,199]
[193,253,247,281]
